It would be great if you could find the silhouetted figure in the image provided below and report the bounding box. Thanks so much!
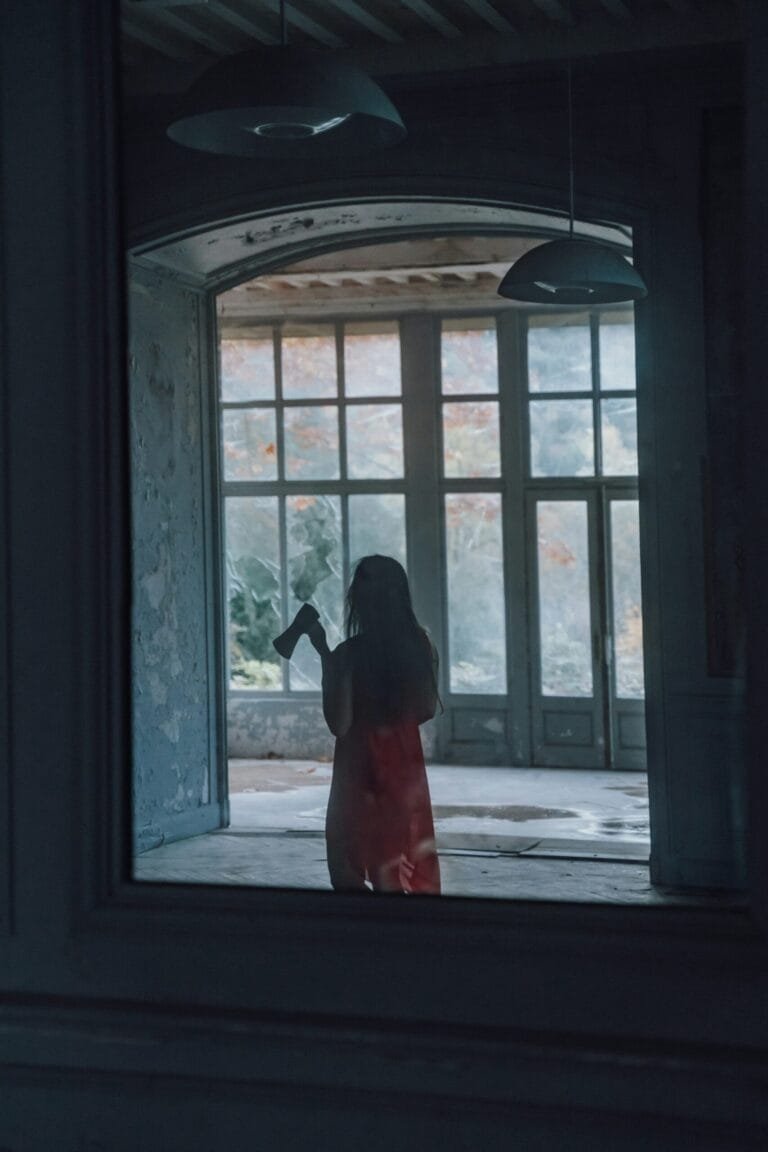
[304,555,441,894]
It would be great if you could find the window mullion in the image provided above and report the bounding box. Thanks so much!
[497,309,531,763]
[337,322,351,590]
[274,328,290,691]
[592,312,603,477]
[400,313,445,719]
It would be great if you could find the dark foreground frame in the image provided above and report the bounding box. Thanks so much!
[1,2,768,1146]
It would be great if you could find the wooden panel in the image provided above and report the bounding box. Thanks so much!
[617,710,646,751]
[543,708,594,747]
[452,707,508,742]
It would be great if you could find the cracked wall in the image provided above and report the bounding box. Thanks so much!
[130,263,222,853]
[227,698,437,762]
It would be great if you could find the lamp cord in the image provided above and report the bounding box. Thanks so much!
[568,62,575,239]
[280,0,287,46]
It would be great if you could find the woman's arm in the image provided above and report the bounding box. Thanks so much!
[309,623,353,738]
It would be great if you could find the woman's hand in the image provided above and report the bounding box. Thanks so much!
[307,620,330,658]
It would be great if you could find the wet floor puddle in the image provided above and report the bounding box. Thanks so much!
[432,805,578,822]
[606,785,648,798]
[597,817,650,836]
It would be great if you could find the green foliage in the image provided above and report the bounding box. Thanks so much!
[230,658,282,690]
[288,495,339,602]
[228,553,280,675]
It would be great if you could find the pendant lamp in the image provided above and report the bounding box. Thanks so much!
[167,0,406,158]
[498,66,647,304]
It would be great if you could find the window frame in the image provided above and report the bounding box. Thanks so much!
[216,299,644,769]
[219,315,409,698]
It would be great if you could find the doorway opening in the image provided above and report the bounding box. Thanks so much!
[210,233,650,895]
[129,196,704,900]
[219,235,646,770]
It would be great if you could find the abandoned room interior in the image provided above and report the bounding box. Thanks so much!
[3,0,768,1147]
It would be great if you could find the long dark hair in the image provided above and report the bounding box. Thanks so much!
[345,555,433,719]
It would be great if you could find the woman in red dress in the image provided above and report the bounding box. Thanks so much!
[308,555,441,895]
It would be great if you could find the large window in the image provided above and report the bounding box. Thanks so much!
[218,294,643,768]
[440,317,507,693]
[525,308,643,768]
[527,310,638,478]
[220,320,407,692]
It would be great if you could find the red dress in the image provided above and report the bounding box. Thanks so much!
[322,634,441,895]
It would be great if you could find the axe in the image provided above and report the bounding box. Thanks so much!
[272,603,320,660]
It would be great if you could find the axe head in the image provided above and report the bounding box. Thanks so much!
[273,603,320,660]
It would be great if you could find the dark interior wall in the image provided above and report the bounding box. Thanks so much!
[746,1,768,931]
[2,5,768,1147]
[123,49,740,243]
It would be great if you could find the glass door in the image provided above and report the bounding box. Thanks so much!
[527,487,646,769]
[606,493,646,769]
[523,307,646,769]
[528,490,606,767]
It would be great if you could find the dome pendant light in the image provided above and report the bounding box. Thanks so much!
[498,65,647,304]
[167,0,406,159]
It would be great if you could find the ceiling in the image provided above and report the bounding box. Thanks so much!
[123,0,743,293]
[121,0,745,94]
[215,234,542,318]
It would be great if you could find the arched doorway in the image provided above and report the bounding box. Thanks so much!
[129,196,656,894]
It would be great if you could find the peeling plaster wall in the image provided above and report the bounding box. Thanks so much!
[227,700,334,761]
[130,262,223,852]
[227,698,437,762]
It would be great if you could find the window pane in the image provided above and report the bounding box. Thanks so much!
[537,502,592,696]
[345,321,401,397]
[599,314,636,391]
[282,325,337,399]
[284,405,339,479]
[349,494,406,570]
[286,495,343,690]
[225,497,281,690]
[220,334,275,402]
[528,315,591,393]
[445,493,507,694]
[611,501,645,698]
[441,318,498,395]
[529,399,594,477]
[601,398,638,475]
[346,404,404,479]
[221,408,277,481]
[443,401,501,478]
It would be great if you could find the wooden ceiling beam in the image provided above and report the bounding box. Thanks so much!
[233,262,512,295]
[218,281,513,320]
[322,0,403,43]
[149,6,241,55]
[121,16,183,58]
[254,0,344,48]
[529,0,574,23]
[122,3,743,91]
[343,8,742,78]
[398,0,463,39]
[457,0,518,35]
[205,1,278,45]
[598,0,632,19]
[660,0,693,12]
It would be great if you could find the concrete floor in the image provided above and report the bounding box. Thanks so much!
[133,759,734,904]
[134,761,741,905]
